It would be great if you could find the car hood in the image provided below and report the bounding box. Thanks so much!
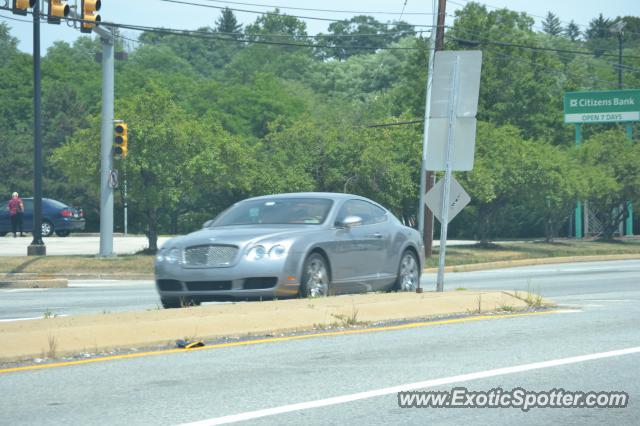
[162,225,319,249]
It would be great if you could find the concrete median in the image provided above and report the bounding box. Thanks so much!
[0,290,551,362]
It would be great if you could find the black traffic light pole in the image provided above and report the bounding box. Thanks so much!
[28,0,45,256]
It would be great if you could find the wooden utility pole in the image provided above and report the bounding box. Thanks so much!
[422,0,447,258]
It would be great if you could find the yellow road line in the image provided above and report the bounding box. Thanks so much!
[0,310,560,375]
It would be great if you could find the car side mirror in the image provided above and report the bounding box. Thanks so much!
[202,219,214,229]
[338,215,363,228]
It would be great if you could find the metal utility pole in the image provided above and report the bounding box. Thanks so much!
[69,7,116,256]
[99,32,115,256]
[436,56,460,292]
[419,0,447,259]
[28,0,45,256]
[613,21,625,89]
[611,21,634,236]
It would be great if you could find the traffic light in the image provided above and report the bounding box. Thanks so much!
[114,123,128,159]
[47,1,70,24]
[11,0,36,16]
[80,0,101,34]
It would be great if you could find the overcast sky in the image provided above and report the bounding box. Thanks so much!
[0,0,637,53]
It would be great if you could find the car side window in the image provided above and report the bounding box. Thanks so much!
[22,199,33,212]
[336,200,387,226]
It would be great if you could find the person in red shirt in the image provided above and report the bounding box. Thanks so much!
[7,192,25,237]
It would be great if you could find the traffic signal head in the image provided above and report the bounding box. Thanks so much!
[47,1,70,24]
[12,0,36,16]
[80,0,101,34]
[114,123,128,159]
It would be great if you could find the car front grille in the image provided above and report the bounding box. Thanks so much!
[184,244,238,267]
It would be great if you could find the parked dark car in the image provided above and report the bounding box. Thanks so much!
[0,197,85,237]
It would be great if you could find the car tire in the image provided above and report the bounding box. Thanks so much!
[300,252,331,298]
[394,250,420,292]
[160,296,183,309]
[55,230,70,237]
[41,220,54,237]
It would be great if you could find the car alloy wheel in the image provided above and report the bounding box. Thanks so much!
[41,220,53,237]
[302,253,330,297]
[397,251,419,291]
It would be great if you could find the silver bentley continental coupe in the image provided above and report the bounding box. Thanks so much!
[155,193,424,308]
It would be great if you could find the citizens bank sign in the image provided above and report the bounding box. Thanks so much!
[564,89,640,124]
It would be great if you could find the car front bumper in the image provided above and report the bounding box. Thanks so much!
[155,256,301,301]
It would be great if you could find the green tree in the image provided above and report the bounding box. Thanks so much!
[457,122,574,244]
[449,3,565,143]
[576,130,640,239]
[585,14,616,56]
[53,82,243,251]
[245,9,308,40]
[564,20,581,41]
[318,15,413,60]
[542,12,562,36]
[215,7,242,34]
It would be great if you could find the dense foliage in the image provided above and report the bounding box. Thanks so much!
[1,4,639,250]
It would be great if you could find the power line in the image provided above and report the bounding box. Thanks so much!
[0,12,32,23]
[157,0,434,27]
[191,0,434,16]
[478,43,620,88]
[449,0,640,37]
[101,19,430,51]
[448,34,640,60]
[449,26,640,73]
[399,1,409,22]
[367,120,422,128]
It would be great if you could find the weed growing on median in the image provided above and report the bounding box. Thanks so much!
[511,281,545,308]
[331,304,360,327]
[47,335,57,358]
[497,304,516,312]
[43,308,55,319]
[524,281,544,308]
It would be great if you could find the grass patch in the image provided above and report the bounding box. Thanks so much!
[425,239,640,268]
[0,239,639,276]
[0,254,154,276]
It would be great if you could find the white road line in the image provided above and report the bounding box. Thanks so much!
[0,314,68,322]
[69,280,154,288]
[0,288,49,293]
[181,346,640,426]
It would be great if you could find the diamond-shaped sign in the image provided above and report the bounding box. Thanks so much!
[425,176,471,224]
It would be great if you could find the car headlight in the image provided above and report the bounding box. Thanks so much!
[246,245,267,261]
[165,248,182,264]
[156,251,165,263]
[268,244,286,259]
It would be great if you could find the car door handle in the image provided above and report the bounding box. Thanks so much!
[371,233,383,239]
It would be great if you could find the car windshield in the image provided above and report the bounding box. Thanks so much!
[212,198,334,226]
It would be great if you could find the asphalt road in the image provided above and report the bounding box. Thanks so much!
[0,280,159,321]
[0,260,638,425]
[1,260,639,320]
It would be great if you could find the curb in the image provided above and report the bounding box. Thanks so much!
[0,279,68,289]
[424,254,640,273]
